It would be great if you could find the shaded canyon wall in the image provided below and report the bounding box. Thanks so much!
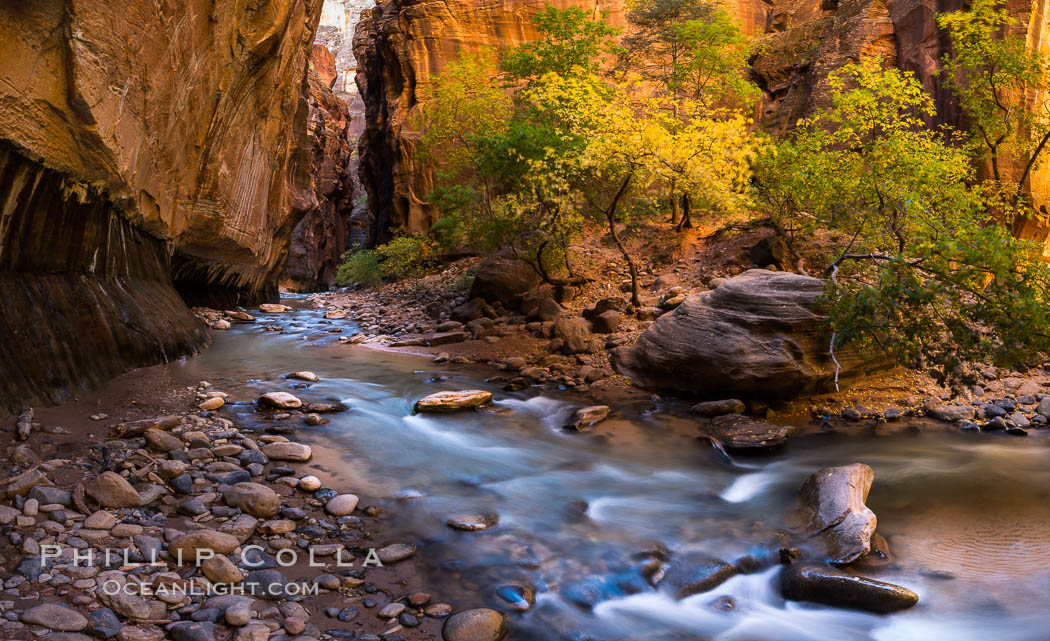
[353,0,1050,242]
[280,45,360,292]
[0,0,324,410]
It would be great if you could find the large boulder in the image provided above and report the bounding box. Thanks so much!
[469,248,542,311]
[611,270,868,399]
[793,464,877,566]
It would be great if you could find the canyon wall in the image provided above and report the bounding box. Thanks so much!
[280,45,360,292]
[354,0,1050,241]
[0,0,324,410]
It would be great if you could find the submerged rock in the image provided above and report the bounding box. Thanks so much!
[705,414,789,451]
[563,405,610,432]
[414,390,493,413]
[690,399,746,417]
[780,564,918,613]
[660,552,739,599]
[446,514,499,531]
[794,463,877,566]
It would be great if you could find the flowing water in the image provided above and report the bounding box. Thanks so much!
[169,300,1050,640]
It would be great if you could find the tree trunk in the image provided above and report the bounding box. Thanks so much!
[675,193,693,230]
[606,174,641,307]
[670,181,680,225]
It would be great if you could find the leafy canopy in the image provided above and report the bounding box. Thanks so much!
[755,58,1050,375]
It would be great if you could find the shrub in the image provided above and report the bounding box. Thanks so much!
[336,247,380,286]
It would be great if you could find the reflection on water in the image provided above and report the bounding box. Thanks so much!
[169,300,1050,640]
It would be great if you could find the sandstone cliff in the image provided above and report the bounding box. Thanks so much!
[281,45,360,292]
[354,0,1050,241]
[0,0,323,410]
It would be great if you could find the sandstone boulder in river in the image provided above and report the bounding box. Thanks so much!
[612,270,869,399]
[414,390,493,413]
[794,463,877,566]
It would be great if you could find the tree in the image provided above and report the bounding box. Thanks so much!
[618,0,756,226]
[754,58,1050,377]
[619,0,716,91]
[938,0,1050,213]
[501,6,620,84]
[415,50,513,250]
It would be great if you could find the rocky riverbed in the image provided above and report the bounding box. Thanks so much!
[5,292,1050,641]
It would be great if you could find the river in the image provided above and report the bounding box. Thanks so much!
[165,299,1050,641]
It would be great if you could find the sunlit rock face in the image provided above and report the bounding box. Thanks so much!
[318,0,375,118]
[354,0,1050,245]
[0,0,323,410]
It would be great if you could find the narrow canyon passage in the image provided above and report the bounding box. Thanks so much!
[5,0,1050,640]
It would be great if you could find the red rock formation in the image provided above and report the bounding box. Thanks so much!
[281,45,359,292]
[0,0,324,410]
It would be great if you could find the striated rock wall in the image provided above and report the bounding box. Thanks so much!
[354,0,1050,241]
[281,45,360,292]
[0,0,324,410]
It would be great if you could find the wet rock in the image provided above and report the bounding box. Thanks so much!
[22,603,88,631]
[303,401,349,413]
[258,392,302,409]
[780,564,918,613]
[97,472,141,508]
[414,391,492,413]
[690,399,746,417]
[705,414,788,451]
[289,371,319,382]
[612,270,870,398]
[563,405,610,432]
[446,514,499,531]
[261,442,312,462]
[660,552,738,599]
[441,608,508,641]
[225,482,280,517]
[795,464,876,566]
